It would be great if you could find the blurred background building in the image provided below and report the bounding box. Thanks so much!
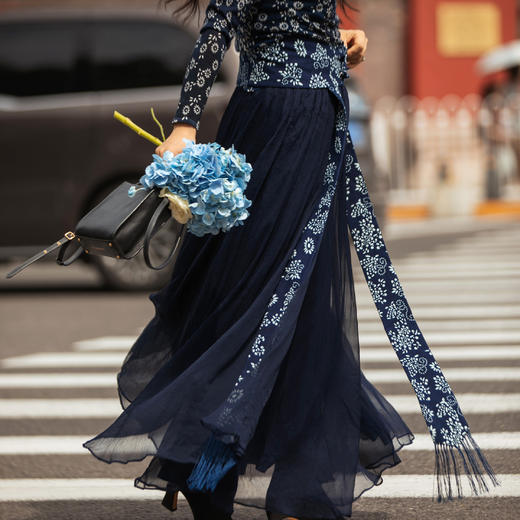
[338,0,520,220]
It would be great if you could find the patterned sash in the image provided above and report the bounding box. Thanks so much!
[186,37,501,503]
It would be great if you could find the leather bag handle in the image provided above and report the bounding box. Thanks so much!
[143,198,186,270]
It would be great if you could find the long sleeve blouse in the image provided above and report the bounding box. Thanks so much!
[171,0,243,131]
[172,0,348,131]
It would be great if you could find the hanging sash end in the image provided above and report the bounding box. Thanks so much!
[433,430,501,502]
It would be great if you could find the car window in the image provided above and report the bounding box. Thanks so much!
[0,21,86,96]
[0,17,227,98]
[88,20,215,91]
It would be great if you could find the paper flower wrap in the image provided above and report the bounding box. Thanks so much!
[136,139,253,237]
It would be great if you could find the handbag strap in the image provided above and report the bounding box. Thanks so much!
[6,198,187,279]
[143,197,186,270]
[56,238,85,266]
[5,231,78,279]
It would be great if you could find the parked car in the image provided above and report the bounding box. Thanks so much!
[0,7,234,289]
[0,6,383,290]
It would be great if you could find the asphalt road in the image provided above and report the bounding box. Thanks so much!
[0,216,519,519]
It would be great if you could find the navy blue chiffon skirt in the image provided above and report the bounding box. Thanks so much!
[83,85,414,519]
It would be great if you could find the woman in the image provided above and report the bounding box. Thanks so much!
[82,0,499,518]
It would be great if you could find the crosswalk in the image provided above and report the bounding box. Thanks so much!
[1,224,519,516]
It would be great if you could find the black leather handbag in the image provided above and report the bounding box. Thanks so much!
[5,181,186,279]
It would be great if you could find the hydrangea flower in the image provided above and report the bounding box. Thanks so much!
[135,138,253,237]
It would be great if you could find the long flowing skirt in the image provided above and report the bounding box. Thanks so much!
[83,85,415,519]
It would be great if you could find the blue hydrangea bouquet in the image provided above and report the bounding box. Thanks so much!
[115,110,253,237]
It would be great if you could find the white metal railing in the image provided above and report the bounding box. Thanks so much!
[370,92,520,215]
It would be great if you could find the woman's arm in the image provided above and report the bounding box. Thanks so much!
[339,29,368,68]
[156,0,246,157]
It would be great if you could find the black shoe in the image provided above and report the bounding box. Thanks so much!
[182,488,233,520]
[161,484,179,512]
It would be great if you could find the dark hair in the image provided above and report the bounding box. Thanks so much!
[160,0,359,25]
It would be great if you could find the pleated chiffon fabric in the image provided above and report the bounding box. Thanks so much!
[83,85,415,518]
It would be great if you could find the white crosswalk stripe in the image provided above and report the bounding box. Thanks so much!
[2,344,520,369]
[357,305,520,319]
[0,223,519,512]
[1,432,518,454]
[1,366,518,389]
[0,475,518,500]
[0,393,518,418]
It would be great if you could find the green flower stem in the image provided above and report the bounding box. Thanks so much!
[113,110,162,146]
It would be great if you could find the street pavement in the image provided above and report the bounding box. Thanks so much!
[0,216,519,519]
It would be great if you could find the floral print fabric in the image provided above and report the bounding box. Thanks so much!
[172,0,349,130]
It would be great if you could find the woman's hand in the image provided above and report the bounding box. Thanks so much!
[339,29,368,69]
[155,122,197,157]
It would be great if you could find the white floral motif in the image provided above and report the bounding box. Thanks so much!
[250,62,270,82]
[390,277,404,297]
[429,360,442,373]
[305,210,328,235]
[351,220,384,254]
[252,336,265,356]
[402,354,428,377]
[335,110,347,132]
[282,281,300,308]
[440,416,469,446]
[318,185,334,210]
[282,259,304,280]
[259,42,288,64]
[421,404,434,423]
[270,312,282,326]
[309,72,328,88]
[323,162,336,185]
[433,374,451,394]
[386,299,413,321]
[411,377,431,401]
[249,358,262,376]
[436,396,460,420]
[277,62,304,86]
[367,278,387,304]
[311,43,330,68]
[354,174,368,194]
[227,388,244,403]
[388,322,422,354]
[294,39,307,56]
[351,199,372,219]
[303,237,315,254]
[359,254,387,279]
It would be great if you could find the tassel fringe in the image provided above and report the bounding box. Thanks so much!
[433,430,501,502]
[187,434,238,493]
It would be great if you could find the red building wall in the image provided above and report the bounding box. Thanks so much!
[408,0,516,98]
[337,0,517,100]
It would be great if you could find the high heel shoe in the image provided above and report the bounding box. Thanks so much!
[161,484,179,511]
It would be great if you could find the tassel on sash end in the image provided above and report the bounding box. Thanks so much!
[433,430,501,503]
[187,434,238,493]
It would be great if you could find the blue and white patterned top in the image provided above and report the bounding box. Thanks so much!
[172,0,350,130]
